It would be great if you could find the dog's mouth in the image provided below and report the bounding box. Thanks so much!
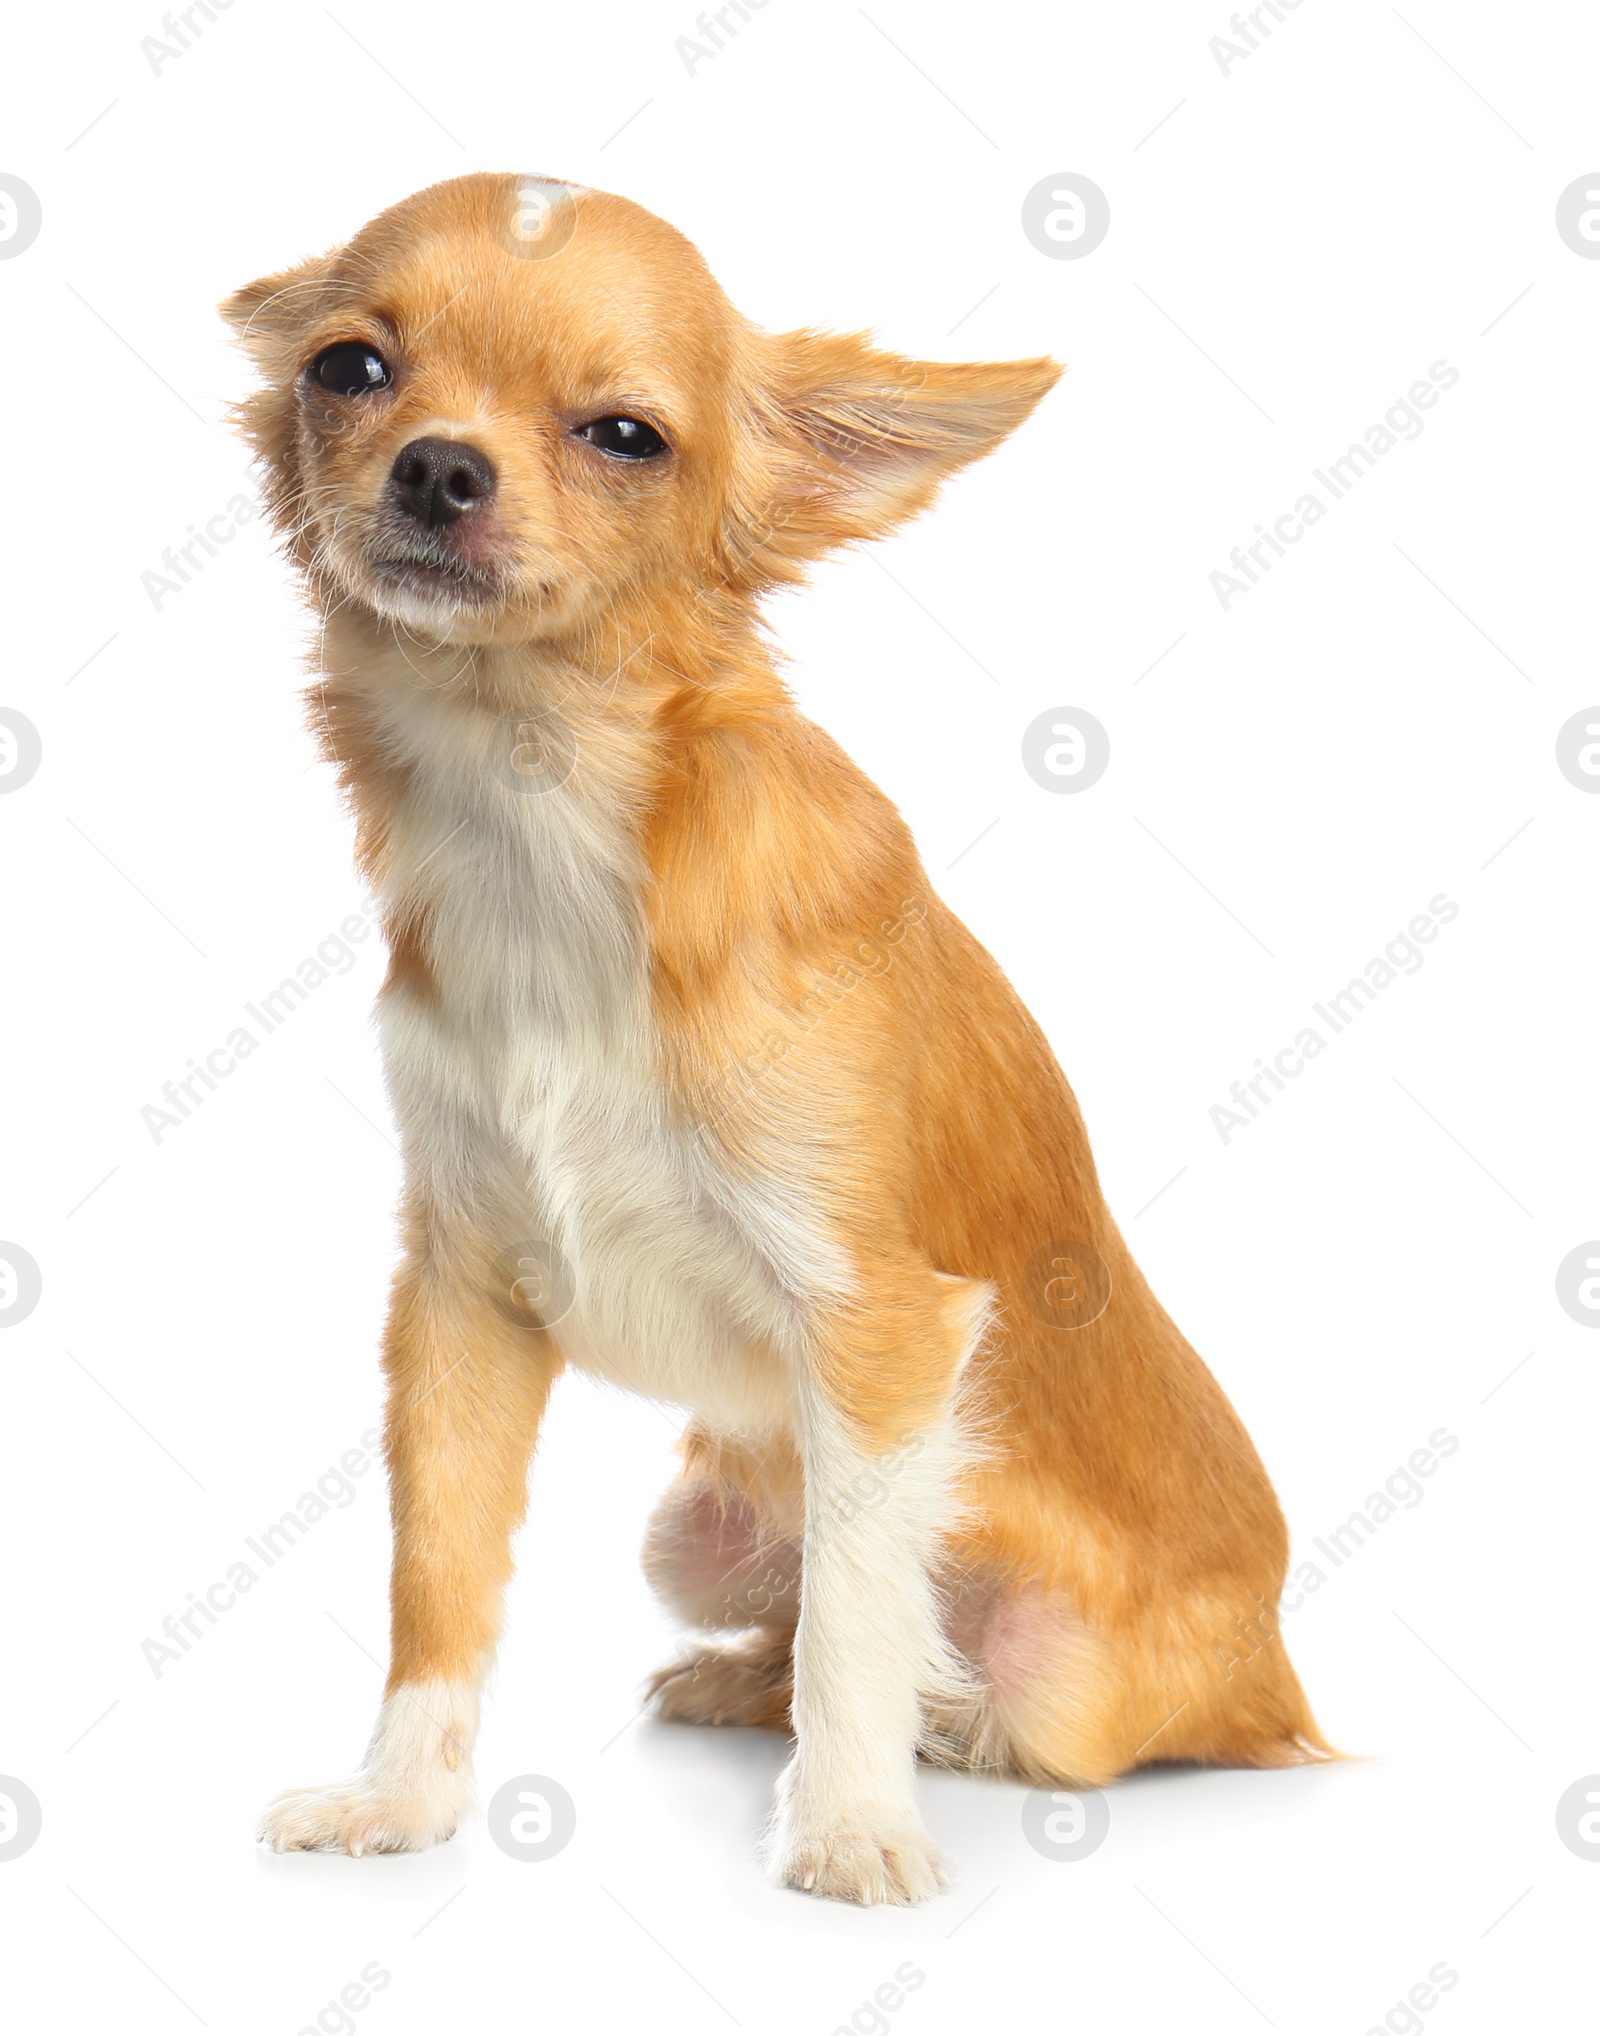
[369,551,504,606]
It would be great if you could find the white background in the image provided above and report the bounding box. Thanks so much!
[2,1,1595,2029]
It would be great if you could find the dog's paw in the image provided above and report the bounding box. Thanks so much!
[258,1769,467,1856]
[645,1634,793,1729]
[766,1816,948,1905]
[259,1681,477,1857]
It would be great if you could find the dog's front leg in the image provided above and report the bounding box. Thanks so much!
[766,1273,986,1904]
[260,1219,561,1854]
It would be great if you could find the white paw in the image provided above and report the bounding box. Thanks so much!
[259,1680,476,1857]
[766,1811,948,1905]
[259,1770,467,1855]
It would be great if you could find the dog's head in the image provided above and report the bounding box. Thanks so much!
[223,173,1060,646]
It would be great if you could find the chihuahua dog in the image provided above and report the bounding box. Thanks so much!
[228,173,1327,1905]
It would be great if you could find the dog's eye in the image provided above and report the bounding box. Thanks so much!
[575,415,668,460]
[309,342,393,396]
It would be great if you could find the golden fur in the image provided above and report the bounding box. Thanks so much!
[231,174,1329,1903]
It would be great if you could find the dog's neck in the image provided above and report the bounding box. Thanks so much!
[308,582,787,918]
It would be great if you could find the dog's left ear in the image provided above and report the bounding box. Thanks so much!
[219,250,342,367]
[735,330,1062,579]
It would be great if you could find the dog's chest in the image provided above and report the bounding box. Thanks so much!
[371,687,803,1433]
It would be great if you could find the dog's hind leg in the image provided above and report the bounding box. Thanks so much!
[930,1577,1335,1786]
[640,1426,801,1727]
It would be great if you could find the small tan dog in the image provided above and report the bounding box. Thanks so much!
[228,174,1328,1905]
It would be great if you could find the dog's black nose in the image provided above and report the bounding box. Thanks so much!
[389,438,497,527]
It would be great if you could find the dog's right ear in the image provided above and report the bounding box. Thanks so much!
[220,251,341,366]
[728,329,1062,586]
[221,251,343,514]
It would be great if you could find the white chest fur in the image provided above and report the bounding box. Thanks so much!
[356,669,835,1438]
